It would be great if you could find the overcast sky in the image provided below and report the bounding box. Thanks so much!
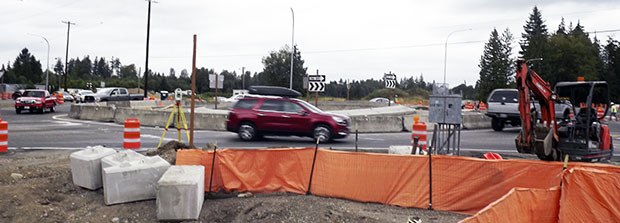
[1,0,619,87]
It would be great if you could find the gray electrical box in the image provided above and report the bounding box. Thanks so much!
[429,94,462,124]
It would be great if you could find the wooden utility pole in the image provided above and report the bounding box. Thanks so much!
[62,20,75,92]
[189,35,197,146]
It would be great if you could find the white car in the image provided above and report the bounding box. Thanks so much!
[75,90,95,103]
[369,97,393,103]
[224,94,246,103]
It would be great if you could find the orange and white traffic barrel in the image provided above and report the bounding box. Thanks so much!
[123,118,140,149]
[411,116,427,154]
[597,106,605,120]
[0,120,7,152]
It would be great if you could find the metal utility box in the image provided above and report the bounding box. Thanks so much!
[429,95,462,124]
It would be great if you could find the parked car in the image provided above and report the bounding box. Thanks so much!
[369,97,393,103]
[15,89,56,114]
[485,88,572,131]
[75,90,95,103]
[87,87,145,102]
[12,89,25,100]
[226,86,350,142]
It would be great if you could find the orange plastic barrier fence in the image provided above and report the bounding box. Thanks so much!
[559,168,620,222]
[175,148,620,216]
[461,187,561,223]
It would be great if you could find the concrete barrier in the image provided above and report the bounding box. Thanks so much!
[402,110,492,131]
[349,115,404,133]
[69,104,116,122]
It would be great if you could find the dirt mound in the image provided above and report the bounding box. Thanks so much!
[146,140,196,164]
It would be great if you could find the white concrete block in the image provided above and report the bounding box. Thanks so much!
[157,165,205,221]
[70,146,117,190]
[388,145,413,155]
[103,156,171,205]
[101,150,145,169]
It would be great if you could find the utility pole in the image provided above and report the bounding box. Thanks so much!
[62,21,75,92]
[190,34,197,146]
[289,8,294,89]
[143,0,155,98]
[241,67,245,89]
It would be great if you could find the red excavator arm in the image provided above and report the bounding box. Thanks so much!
[515,59,559,159]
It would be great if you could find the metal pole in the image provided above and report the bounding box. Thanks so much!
[215,72,218,109]
[428,143,433,210]
[28,34,50,91]
[355,129,358,152]
[62,21,75,92]
[143,0,152,98]
[443,29,471,86]
[289,8,294,89]
[208,145,217,195]
[190,34,197,146]
[307,137,320,195]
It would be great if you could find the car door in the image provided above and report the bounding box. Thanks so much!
[282,100,310,133]
[255,99,287,132]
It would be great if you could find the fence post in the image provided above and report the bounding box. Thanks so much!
[208,144,217,196]
[307,137,320,195]
[355,129,358,152]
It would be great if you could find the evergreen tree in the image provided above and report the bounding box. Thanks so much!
[10,48,43,85]
[259,45,308,92]
[477,28,515,101]
[602,38,620,102]
[520,6,549,76]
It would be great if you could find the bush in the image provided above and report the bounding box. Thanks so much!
[364,88,409,100]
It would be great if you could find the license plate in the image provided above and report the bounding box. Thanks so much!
[24,106,30,109]
[499,114,507,118]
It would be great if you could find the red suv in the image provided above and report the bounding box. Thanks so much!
[15,89,57,114]
[226,86,350,142]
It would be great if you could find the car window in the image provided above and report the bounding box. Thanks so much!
[233,99,258,109]
[283,101,303,113]
[120,89,127,95]
[260,99,284,111]
[24,91,45,97]
[296,99,323,113]
[489,90,518,103]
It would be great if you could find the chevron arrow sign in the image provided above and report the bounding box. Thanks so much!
[385,79,396,89]
[309,82,325,92]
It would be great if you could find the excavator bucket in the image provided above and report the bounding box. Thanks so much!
[534,126,557,161]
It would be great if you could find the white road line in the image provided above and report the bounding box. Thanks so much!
[52,114,215,133]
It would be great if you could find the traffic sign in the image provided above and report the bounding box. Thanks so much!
[308,74,326,92]
[209,74,224,89]
[308,75,325,82]
[309,82,325,92]
[384,73,397,89]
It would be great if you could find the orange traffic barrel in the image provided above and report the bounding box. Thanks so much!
[597,106,605,119]
[479,102,487,110]
[123,118,140,149]
[0,120,7,152]
[411,116,427,152]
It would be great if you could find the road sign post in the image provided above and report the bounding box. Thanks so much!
[308,71,325,107]
[209,74,224,109]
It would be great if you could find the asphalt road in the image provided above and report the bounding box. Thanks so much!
[3,103,620,157]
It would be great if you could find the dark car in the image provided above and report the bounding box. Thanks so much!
[226,86,350,143]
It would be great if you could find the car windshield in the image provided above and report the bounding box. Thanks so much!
[23,91,45,97]
[296,99,323,113]
[489,90,518,103]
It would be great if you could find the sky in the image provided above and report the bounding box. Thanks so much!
[1,0,619,88]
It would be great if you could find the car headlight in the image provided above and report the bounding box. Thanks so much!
[34,99,42,104]
[95,97,101,102]
[16,99,21,103]
[332,116,346,124]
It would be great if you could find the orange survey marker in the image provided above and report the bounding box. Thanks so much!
[0,119,7,152]
[123,118,140,149]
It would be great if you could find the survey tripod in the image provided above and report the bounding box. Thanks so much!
[157,88,192,148]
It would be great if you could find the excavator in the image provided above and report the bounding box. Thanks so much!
[514,58,613,162]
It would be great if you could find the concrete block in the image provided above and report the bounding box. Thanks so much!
[388,145,413,155]
[157,165,205,221]
[70,146,117,190]
[101,150,145,169]
[103,156,171,205]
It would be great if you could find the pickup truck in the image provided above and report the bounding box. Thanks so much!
[485,88,572,131]
[15,89,57,114]
[85,87,144,102]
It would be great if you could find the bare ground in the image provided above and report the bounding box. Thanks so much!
[0,149,468,223]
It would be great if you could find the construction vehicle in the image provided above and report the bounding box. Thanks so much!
[514,58,613,161]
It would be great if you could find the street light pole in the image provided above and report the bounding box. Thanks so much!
[28,33,50,91]
[143,0,153,98]
[62,21,75,92]
[241,67,245,89]
[289,8,294,89]
[443,29,471,86]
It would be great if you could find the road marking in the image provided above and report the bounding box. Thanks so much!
[52,114,215,133]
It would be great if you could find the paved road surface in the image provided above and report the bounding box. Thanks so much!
[3,103,620,157]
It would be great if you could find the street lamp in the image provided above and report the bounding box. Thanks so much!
[443,29,471,86]
[289,8,294,89]
[28,33,50,91]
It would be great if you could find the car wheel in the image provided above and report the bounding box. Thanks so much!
[39,107,44,114]
[491,118,504,131]
[238,122,256,141]
[15,108,21,114]
[50,104,56,112]
[313,125,332,143]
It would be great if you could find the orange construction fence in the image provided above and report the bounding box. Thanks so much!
[176,148,620,219]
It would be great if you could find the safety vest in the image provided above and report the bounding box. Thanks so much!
[612,105,618,113]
